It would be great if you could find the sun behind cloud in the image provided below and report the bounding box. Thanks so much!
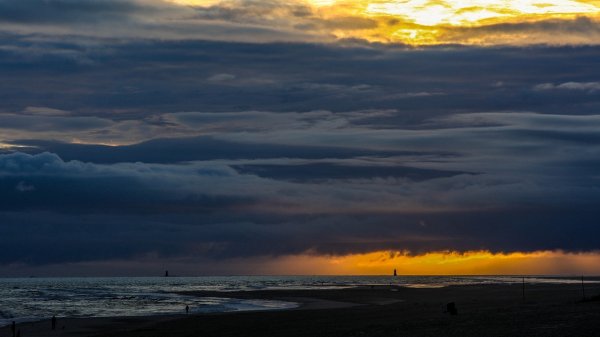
[168,0,600,45]
[366,0,599,26]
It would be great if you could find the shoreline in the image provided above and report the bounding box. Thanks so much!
[2,283,600,337]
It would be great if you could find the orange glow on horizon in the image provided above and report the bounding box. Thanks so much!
[260,250,600,275]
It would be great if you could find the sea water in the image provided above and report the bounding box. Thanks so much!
[0,275,597,326]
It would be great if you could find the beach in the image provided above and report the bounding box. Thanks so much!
[2,282,600,337]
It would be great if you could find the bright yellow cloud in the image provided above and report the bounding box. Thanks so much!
[168,0,221,5]
[167,0,600,45]
[366,0,599,26]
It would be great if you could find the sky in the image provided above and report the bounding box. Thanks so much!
[1,0,600,276]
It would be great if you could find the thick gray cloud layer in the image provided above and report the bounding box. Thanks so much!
[1,0,600,275]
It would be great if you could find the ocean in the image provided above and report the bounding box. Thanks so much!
[0,275,597,327]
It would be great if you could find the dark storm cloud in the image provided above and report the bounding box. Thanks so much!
[0,2,600,272]
[11,137,427,163]
[0,0,322,43]
[3,110,600,266]
[2,35,600,121]
[0,0,170,24]
[2,205,600,266]
[0,113,111,131]
[0,152,256,214]
[232,163,471,182]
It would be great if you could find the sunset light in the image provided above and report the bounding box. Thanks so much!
[2,0,600,335]
[366,0,599,26]
[168,0,600,44]
[266,250,600,275]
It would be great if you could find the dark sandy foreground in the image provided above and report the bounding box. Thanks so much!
[3,283,600,337]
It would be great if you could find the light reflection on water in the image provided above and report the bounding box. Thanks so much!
[0,275,597,326]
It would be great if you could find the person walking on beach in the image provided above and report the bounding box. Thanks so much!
[52,315,57,330]
[185,305,189,314]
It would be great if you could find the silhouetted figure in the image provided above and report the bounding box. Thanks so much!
[393,269,397,276]
[186,305,189,314]
[52,315,56,330]
[11,321,15,337]
[446,302,458,315]
[165,270,169,277]
[16,329,20,337]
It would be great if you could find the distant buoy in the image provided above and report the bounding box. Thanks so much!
[393,269,397,276]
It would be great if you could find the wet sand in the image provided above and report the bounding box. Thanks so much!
[3,283,600,337]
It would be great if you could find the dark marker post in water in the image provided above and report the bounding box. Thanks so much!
[186,305,189,314]
[582,275,586,300]
[11,321,15,337]
[52,315,56,330]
